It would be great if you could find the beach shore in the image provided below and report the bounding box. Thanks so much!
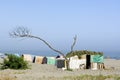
[0,59,120,80]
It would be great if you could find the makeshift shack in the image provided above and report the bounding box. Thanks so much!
[66,50,104,70]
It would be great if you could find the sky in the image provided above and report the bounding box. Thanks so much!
[0,0,120,57]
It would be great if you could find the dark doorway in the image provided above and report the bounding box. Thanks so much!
[86,55,91,69]
[56,59,65,68]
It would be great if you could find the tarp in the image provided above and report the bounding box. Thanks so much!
[22,54,32,62]
[91,55,103,63]
[35,56,43,64]
[47,57,56,65]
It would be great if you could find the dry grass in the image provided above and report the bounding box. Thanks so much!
[0,73,120,80]
[35,75,120,80]
[0,73,17,80]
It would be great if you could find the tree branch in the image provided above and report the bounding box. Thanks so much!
[71,35,77,52]
[9,27,66,58]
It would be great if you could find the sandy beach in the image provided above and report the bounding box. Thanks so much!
[0,59,120,80]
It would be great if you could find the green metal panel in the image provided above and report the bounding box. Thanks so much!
[47,57,56,65]
[91,55,103,63]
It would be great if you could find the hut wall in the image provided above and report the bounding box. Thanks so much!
[69,59,86,69]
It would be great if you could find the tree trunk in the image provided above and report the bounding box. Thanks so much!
[66,59,70,70]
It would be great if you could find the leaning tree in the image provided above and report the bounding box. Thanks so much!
[9,27,77,69]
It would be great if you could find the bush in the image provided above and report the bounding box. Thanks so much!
[1,54,29,70]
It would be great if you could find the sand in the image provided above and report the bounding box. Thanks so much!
[0,59,120,80]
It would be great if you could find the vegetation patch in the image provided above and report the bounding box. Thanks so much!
[0,54,30,70]
[66,50,103,59]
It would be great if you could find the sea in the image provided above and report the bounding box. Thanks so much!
[0,50,66,57]
[0,50,120,60]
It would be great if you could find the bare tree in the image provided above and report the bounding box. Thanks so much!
[10,27,77,69]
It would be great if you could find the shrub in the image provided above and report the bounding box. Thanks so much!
[1,54,29,70]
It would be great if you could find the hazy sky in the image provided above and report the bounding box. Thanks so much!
[0,0,120,56]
